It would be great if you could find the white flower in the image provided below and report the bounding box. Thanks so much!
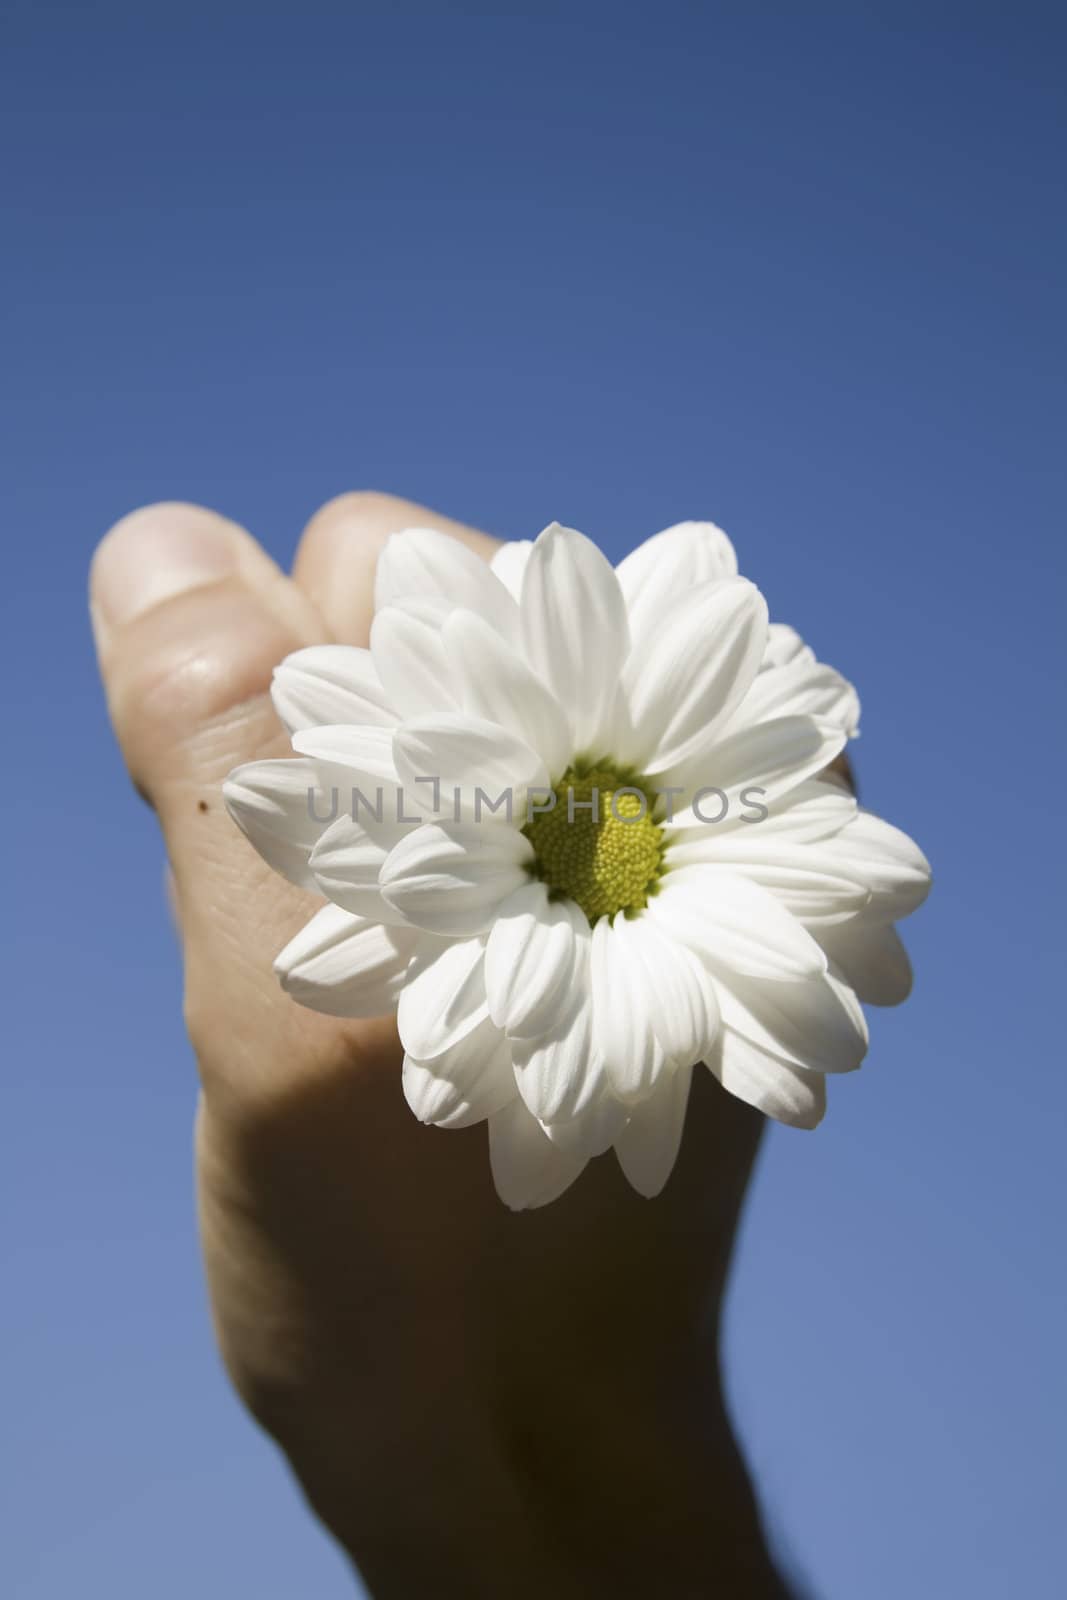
[225,521,930,1209]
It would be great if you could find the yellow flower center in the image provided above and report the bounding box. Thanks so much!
[523,763,665,924]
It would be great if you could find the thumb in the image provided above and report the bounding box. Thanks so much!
[90,501,325,950]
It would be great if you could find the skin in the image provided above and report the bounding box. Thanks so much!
[89,492,794,1599]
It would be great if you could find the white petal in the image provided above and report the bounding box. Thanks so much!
[711,1030,827,1129]
[648,867,827,980]
[613,1063,694,1197]
[380,821,533,936]
[820,811,931,921]
[441,608,571,777]
[393,713,549,822]
[488,1097,588,1209]
[762,623,813,670]
[613,915,721,1067]
[590,915,668,1099]
[223,757,331,891]
[827,968,869,1047]
[288,726,415,846]
[291,724,399,790]
[396,936,488,1058]
[667,835,870,925]
[370,600,461,718]
[511,929,603,1122]
[484,881,584,1037]
[616,521,738,658]
[622,578,768,773]
[666,715,847,826]
[727,855,868,924]
[715,970,868,1074]
[489,539,533,601]
[308,813,405,920]
[542,1090,628,1158]
[739,657,860,737]
[375,527,518,637]
[273,904,418,1017]
[710,778,856,843]
[520,522,630,756]
[818,919,913,1005]
[271,645,396,735]
[402,1016,516,1129]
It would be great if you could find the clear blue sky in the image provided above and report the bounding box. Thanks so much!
[3,3,1064,1596]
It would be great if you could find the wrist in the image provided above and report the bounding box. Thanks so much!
[298,1367,783,1599]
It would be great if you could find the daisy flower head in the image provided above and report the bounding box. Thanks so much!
[224,520,930,1209]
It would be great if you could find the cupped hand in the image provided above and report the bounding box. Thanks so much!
[90,494,776,1599]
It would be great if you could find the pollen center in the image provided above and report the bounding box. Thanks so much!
[523,763,665,924]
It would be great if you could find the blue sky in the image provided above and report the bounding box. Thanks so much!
[3,3,1064,1596]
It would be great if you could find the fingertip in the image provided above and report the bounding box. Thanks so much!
[90,503,247,655]
[90,501,324,812]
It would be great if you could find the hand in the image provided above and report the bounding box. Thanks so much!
[90,493,784,1598]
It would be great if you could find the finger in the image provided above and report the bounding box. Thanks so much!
[292,490,500,644]
[90,502,325,939]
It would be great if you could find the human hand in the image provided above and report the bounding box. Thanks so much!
[90,493,781,1599]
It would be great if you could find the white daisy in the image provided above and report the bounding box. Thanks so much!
[225,520,930,1209]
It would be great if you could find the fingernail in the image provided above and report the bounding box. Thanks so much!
[91,508,240,643]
